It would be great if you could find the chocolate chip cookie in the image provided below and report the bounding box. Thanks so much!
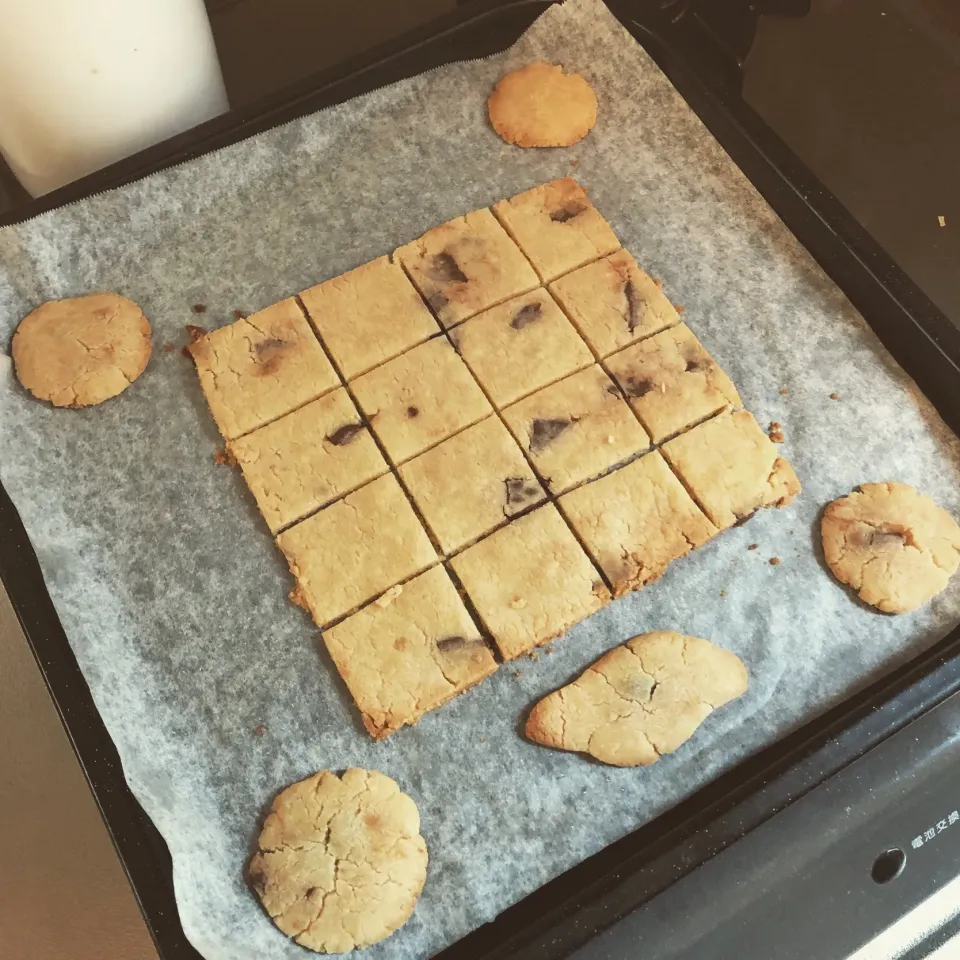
[249,768,428,952]
[12,292,151,407]
[821,482,960,613]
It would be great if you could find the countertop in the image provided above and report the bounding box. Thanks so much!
[0,2,957,958]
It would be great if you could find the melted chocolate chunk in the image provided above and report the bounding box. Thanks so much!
[504,477,540,506]
[511,302,543,330]
[623,376,656,398]
[406,405,420,418]
[427,291,449,315]
[870,530,906,548]
[253,338,287,376]
[427,252,468,284]
[624,279,644,332]
[529,417,573,452]
[436,635,472,652]
[685,357,708,373]
[326,423,364,446]
[550,201,587,223]
[248,864,267,894]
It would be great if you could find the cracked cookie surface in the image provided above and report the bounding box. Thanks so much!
[12,292,151,407]
[487,62,597,149]
[525,631,748,766]
[249,768,428,953]
[821,482,960,614]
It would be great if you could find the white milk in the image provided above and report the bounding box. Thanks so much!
[0,0,228,197]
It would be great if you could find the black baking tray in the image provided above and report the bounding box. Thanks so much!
[2,1,960,958]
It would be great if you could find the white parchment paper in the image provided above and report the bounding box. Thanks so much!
[1,1,959,957]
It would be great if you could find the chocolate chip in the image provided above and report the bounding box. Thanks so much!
[511,302,543,330]
[326,423,364,446]
[253,338,287,376]
[233,309,248,320]
[427,252,468,284]
[623,376,655,398]
[550,202,587,223]
[685,358,707,373]
[504,477,540,506]
[529,418,573,452]
[427,292,449,314]
[305,887,318,898]
[870,531,906,548]
[437,636,471,652]
[249,865,266,894]
[624,279,644,332]
[407,406,420,418]
[192,303,206,314]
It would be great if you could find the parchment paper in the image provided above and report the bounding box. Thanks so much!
[1,1,959,957]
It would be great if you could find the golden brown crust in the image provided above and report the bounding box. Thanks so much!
[525,631,748,766]
[488,62,597,148]
[12,293,151,407]
[249,768,428,953]
[821,482,960,614]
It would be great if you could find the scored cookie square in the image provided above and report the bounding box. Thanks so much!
[549,249,680,359]
[351,336,492,464]
[299,255,439,380]
[189,298,339,440]
[450,504,610,660]
[399,416,545,555]
[228,388,388,534]
[501,365,650,494]
[276,473,437,627]
[492,177,620,283]
[450,288,594,408]
[394,207,539,328]
[661,409,800,530]
[605,323,741,443]
[323,565,497,739]
[559,451,718,597]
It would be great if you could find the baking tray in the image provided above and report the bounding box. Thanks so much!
[2,1,959,957]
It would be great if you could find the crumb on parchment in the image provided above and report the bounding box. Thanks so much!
[770,557,781,566]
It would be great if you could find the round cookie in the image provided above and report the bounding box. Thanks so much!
[821,482,960,614]
[488,61,597,148]
[12,292,151,407]
[249,768,428,953]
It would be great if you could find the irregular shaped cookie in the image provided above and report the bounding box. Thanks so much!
[821,482,960,614]
[249,768,428,953]
[488,62,597,148]
[525,631,748,766]
[12,293,151,407]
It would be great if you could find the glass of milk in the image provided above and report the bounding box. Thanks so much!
[0,0,228,197]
